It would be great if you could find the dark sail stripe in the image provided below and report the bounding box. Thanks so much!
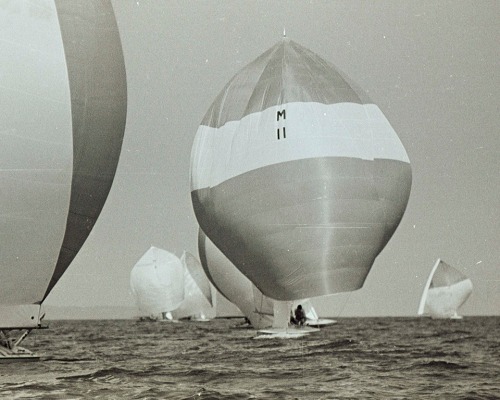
[43,0,127,300]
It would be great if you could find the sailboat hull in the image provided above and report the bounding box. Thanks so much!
[0,351,40,363]
[255,326,319,339]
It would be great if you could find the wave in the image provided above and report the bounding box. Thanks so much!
[413,360,469,370]
[179,388,254,400]
[43,356,97,363]
[4,317,498,399]
[307,338,357,350]
[57,366,131,383]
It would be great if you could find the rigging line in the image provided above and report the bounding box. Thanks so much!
[336,291,353,319]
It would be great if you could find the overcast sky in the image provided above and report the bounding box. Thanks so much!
[45,0,499,317]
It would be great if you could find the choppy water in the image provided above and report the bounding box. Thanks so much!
[0,317,498,399]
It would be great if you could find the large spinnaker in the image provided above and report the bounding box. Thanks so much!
[44,0,127,299]
[1,0,72,328]
[191,39,412,301]
[0,0,126,330]
[417,259,473,318]
[130,247,185,317]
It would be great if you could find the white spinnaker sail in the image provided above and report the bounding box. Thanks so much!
[418,259,473,318]
[0,0,126,329]
[130,247,184,316]
[172,252,216,320]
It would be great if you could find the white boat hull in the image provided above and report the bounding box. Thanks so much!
[307,318,337,328]
[256,326,320,339]
[0,346,40,362]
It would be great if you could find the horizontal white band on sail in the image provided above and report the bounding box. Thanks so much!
[191,102,410,190]
[0,304,41,329]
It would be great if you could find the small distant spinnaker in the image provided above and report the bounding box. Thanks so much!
[417,259,473,319]
[130,247,184,318]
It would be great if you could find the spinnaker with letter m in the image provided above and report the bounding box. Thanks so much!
[190,38,412,302]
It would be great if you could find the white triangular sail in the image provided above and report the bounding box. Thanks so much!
[182,251,213,307]
[172,251,216,321]
[418,259,473,319]
[130,247,184,317]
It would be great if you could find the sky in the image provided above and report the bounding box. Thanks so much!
[45,0,499,317]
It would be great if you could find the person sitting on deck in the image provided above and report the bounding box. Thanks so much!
[293,304,307,326]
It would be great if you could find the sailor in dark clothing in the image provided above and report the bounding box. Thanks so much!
[294,304,306,326]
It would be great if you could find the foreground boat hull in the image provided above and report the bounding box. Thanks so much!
[0,355,40,363]
[0,346,40,363]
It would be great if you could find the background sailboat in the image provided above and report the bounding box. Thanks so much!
[172,251,216,322]
[130,247,184,321]
[418,259,473,319]
[0,0,126,359]
[131,247,216,322]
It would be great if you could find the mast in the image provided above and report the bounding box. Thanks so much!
[418,258,441,315]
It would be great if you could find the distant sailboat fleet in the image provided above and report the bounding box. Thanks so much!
[1,1,476,359]
[130,247,216,322]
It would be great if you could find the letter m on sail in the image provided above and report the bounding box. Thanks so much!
[277,110,286,121]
